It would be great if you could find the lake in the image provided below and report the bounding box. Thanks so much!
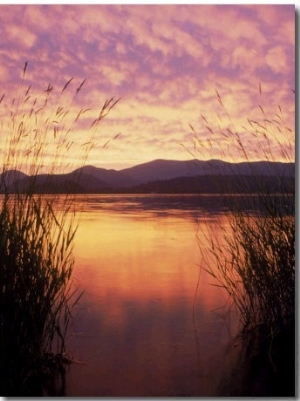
[63,194,243,396]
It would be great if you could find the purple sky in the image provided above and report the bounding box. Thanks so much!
[0,4,295,170]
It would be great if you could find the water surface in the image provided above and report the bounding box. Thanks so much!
[65,194,240,396]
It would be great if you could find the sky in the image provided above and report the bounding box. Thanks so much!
[0,4,295,171]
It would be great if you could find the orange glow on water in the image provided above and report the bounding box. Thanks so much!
[66,196,239,396]
[73,210,229,308]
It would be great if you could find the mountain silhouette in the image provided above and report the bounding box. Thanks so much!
[0,159,295,194]
[72,165,135,187]
[122,159,294,184]
[0,170,28,192]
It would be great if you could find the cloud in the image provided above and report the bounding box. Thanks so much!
[265,46,288,74]
[0,4,295,169]
[0,64,9,81]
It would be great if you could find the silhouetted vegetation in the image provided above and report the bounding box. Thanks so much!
[194,93,295,396]
[0,63,117,395]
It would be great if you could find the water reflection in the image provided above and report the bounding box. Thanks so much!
[73,193,236,217]
[65,195,240,396]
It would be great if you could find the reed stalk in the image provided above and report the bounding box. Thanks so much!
[0,63,117,395]
[192,90,295,394]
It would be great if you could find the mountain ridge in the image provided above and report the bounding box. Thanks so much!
[0,159,295,194]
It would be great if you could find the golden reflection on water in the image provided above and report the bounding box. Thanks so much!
[66,196,240,397]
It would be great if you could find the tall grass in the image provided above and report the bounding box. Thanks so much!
[191,90,295,394]
[204,200,295,332]
[0,63,118,395]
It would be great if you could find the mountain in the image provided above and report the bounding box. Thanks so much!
[72,165,134,188]
[0,159,295,194]
[1,166,134,194]
[0,170,28,191]
[122,159,295,184]
[13,170,117,194]
[131,174,295,194]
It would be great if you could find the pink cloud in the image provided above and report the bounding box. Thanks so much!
[0,4,295,169]
[265,46,288,74]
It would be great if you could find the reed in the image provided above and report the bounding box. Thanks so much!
[0,63,117,395]
[192,90,295,394]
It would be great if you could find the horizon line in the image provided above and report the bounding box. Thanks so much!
[0,157,295,176]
